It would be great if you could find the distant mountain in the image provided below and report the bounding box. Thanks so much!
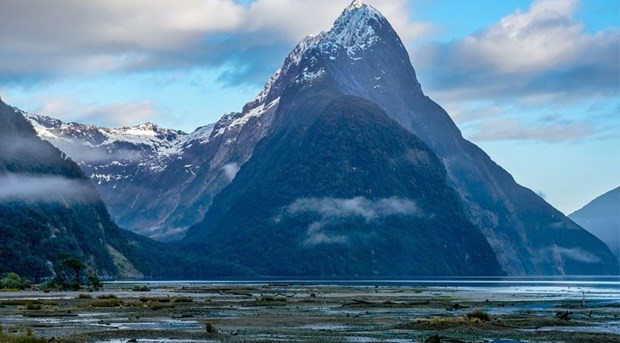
[570,187,620,260]
[0,98,200,280]
[25,113,215,240]
[182,1,618,275]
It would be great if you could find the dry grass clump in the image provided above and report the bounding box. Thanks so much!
[466,310,490,321]
[96,294,117,299]
[90,298,122,307]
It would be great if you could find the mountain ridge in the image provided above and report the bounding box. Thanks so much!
[24,112,216,240]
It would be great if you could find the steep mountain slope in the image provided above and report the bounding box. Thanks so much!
[184,95,503,276]
[0,98,143,279]
[1,99,200,279]
[184,1,618,275]
[570,187,620,260]
[25,113,214,240]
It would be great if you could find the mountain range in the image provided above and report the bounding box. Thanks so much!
[25,113,216,240]
[5,0,618,277]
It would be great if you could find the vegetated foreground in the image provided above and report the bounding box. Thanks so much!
[0,283,618,342]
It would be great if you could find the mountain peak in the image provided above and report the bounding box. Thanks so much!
[282,0,384,67]
[331,0,383,44]
[346,0,365,10]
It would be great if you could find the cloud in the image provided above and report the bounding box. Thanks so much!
[415,0,619,104]
[286,196,420,221]
[51,141,143,164]
[550,245,602,264]
[0,173,96,203]
[0,0,431,86]
[469,117,593,143]
[34,97,164,128]
[221,162,240,181]
[282,196,421,246]
[447,104,503,124]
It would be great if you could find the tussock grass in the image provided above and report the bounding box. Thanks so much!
[96,294,117,299]
[467,310,490,321]
[90,299,122,307]
[150,303,175,311]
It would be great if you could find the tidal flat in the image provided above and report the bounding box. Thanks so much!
[0,280,618,342]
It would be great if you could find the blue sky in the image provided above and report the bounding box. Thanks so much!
[0,0,618,214]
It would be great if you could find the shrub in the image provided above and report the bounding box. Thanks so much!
[173,297,193,303]
[25,302,42,311]
[132,285,151,292]
[0,273,31,290]
[97,294,117,299]
[90,299,122,307]
[150,303,175,311]
[77,294,92,299]
[87,271,102,290]
[466,310,490,321]
[205,322,216,333]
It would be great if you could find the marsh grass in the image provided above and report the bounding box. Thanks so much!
[132,285,151,292]
[0,300,56,306]
[466,310,490,321]
[172,297,193,303]
[96,294,117,299]
[90,299,122,307]
[150,303,175,311]
[0,325,46,343]
[25,303,41,311]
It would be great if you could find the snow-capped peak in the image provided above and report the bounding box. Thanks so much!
[348,0,364,10]
[212,1,387,138]
[324,1,383,52]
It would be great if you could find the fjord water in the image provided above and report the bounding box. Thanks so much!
[106,275,620,291]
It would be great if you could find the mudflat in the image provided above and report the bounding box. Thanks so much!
[0,282,618,342]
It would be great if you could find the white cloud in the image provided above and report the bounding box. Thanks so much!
[282,196,421,246]
[221,162,240,181]
[33,96,164,128]
[51,140,143,164]
[469,117,593,143]
[550,245,601,264]
[286,196,420,221]
[416,0,619,103]
[0,0,431,82]
[0,173,96,203]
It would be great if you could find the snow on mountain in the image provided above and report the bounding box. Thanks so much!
[22,111,217,240]
[213,1,384,138]
[25,113,214,174]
